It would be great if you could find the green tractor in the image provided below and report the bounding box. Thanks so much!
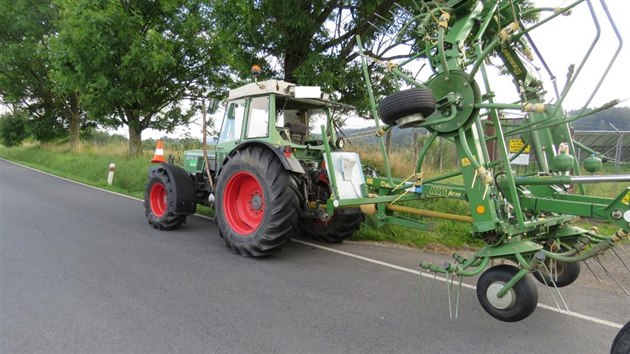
[144,79,364,257]
[144,0,630,323]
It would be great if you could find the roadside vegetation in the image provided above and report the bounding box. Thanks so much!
[2,137,627,250]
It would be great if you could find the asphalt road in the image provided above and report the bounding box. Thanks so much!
[1,158,629,353]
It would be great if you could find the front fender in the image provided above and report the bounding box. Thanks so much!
[148,163,196,215]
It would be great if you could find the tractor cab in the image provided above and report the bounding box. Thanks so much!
[215,80,350,150]
[210,80,353,179]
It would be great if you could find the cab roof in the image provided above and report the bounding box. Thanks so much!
[227,80,354,110]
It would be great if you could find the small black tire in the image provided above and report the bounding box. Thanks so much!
[532,259,580,288]
[477,265,538,322]
[378,88,436,126]
[299,208,364,243]
[215,147,301,257]
[144,169,187,230]
[612,321,630,354]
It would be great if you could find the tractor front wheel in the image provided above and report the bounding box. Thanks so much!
[215,147,301,257]
[299,208,364,243]
[476,265,538,322]
[144,169,187,230]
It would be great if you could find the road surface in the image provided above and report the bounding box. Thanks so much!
[1,158,629,353]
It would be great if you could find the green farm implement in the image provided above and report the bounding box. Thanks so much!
[144,0,629,322]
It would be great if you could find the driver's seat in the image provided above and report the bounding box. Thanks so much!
[284,122,307,144]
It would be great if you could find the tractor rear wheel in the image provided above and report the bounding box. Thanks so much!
[378,88,435,126]
[299,208,364,243]
[215,147,301,257]
[476,265,538,322]
[144,169,187,230]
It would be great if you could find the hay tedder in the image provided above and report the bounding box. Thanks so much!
[144,0,629,322]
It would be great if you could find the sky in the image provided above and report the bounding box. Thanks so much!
[117,0,630,138]
[500,0,628,111]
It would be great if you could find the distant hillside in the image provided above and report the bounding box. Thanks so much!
[570,107,629,131]
[337,107,629,147]
[339,125,430,147]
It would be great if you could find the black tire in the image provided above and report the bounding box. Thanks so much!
[378,87,436,126]
[477,265,538,322]
[299,208,364,243]
[612,321,630,354]
[215,147,301,257]
[144,169,187,230]
[532,258,580,288]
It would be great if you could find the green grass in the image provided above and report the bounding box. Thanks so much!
[0,142,152,199]
[352,198,481,250]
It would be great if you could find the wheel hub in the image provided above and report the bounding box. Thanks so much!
[486,282,516,310]
[250,193,262,211]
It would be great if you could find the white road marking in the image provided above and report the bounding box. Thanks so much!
[2,157,624,329]
[293,239,624,329]
[1,158,141,202]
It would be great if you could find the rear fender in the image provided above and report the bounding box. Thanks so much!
[149,164,196,215]
[219,141,305,175]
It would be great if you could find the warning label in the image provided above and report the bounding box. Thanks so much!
[509,138,531,153]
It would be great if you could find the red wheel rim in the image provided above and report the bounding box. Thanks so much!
[223,171,264,235]
[150,182,167,218]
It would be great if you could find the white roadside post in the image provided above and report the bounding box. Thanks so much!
[107,163,116,186]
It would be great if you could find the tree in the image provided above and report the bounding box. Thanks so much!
[51,0,231,156]
[211,0,413,116]
[0,0,81,148]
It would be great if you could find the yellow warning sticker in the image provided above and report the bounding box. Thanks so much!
[622,191,630,205]
[461,157,471,167]
[509,138,531,153]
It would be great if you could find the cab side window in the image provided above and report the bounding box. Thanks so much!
[217,99,245,143]
[245,96,269,139]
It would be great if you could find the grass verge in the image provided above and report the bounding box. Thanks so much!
[1,141,627,251]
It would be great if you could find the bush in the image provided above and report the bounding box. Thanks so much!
[27,112,67,142]
[0,111,30,147]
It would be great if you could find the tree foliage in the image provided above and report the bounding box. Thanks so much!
[0,110,29,147]
[51,0,231,156]
[0,0,81,147]
[211,0,414,117]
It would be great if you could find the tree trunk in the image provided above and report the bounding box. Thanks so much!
[284,54,301,83]
[128,124,143,157]
[283,44,310,82]
[69,92,81,151]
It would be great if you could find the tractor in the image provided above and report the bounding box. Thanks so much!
[144,0,630,323]
[144,79,365,256]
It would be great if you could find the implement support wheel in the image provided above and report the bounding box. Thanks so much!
[378,88,435,127]
[476,265,538,322]
[532,256,580,288]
